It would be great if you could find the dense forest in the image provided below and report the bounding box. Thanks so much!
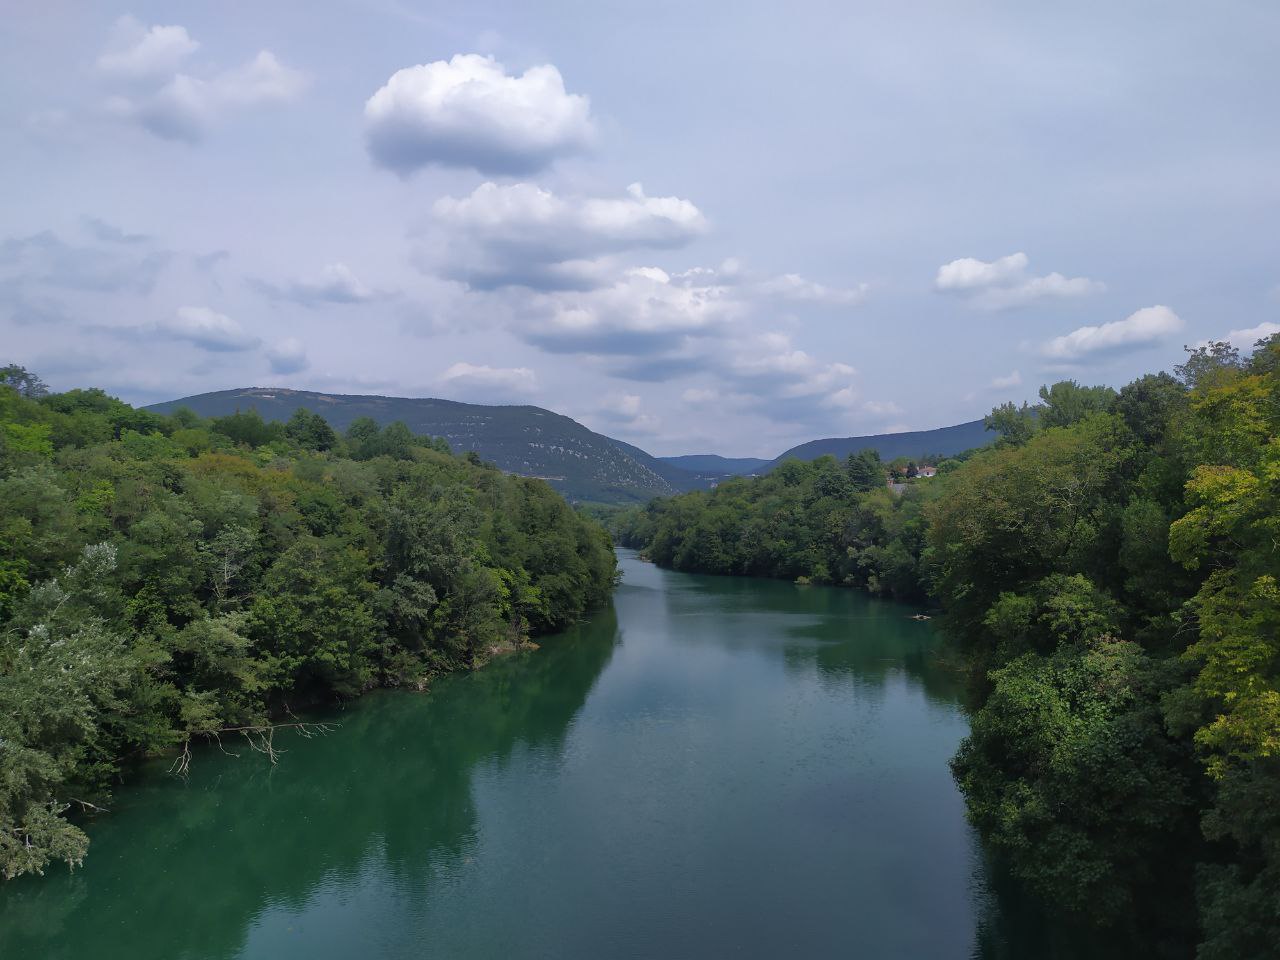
[614,336,1280,958]
[0,368,617,881]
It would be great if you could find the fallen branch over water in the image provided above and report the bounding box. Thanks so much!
[169,721,338,778]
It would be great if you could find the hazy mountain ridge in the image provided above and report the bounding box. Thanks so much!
[770,419,992,464]
[658,454,772,474]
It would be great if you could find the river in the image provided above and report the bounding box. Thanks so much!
[0,549,1088,958]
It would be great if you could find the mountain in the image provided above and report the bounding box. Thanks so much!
[148,387,698,504]
[659,454,772,474]
[149,387,996,503]
[771,419,992,464]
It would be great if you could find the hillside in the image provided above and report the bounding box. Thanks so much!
[771,419,992,465]
[658,454,771,474]
[148,388,692,504]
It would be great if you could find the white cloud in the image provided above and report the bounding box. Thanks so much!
[364,54,593,175]
[1042,305,1182,361]
[990,369,1022,389]
[524,266,739,355]
[215,52,307,105]
[438,361,537,396]
[266,337,308,374]
[724,332,861,415]
[756,273,869,306]
[256,263,382,305]
[161,306,259,351]
[593,393,661,434]
[432,181,706,289]
[935,251,1103,310]
[1219,321,1280,350]
[97,18,199,83]
[98,20,306,143]
[936,252,1029,291]
[672,260,868,308]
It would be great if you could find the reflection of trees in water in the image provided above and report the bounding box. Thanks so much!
[666,568,1174,959]
[667,565,966,706]
[967,850,1182,960]
[0,606,620,960]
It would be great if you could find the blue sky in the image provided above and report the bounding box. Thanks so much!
[2,1,1277,456]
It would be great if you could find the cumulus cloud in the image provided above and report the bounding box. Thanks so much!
[593,393,661,434]
[935,251,1103,310]
[522,266,739,355]
[432,181,707,290]
[159,306,260,351]
[722,331,862,418]
[990,369,1023,389]
[97,18,199,82]
[254,263,384,306]
[1219,321,1280,350]
[1042,305,1182,362]
[438,361,537,398]
[98,19,306,143]
[266,337,308,374]
[365,54,593,175]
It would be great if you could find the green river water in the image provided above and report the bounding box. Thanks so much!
[0,550,1098,958]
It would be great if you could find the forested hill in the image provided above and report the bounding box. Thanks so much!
[148,388,688,504]
[150,389,1004,499]
[0,373,618,879]
[771,418,991,464]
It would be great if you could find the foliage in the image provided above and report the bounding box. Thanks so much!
[619,352,1280,955]
[613,453,930,601]
[951,638,1197,926]
[0,380,616,879]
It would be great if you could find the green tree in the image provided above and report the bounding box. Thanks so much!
[1036,380,1117,428]
[983,401,1037,447]
[284,407,337,451]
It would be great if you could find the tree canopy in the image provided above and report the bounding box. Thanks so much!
[0,381,616,879]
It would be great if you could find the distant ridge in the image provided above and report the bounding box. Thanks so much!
[771,419,992,464]
[148,387,699,504]
[658,454,772,475]
[149,387,995,502]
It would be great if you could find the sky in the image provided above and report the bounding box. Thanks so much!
[2,1,1278,457]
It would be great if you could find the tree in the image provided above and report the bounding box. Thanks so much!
[846,448,884,492]
[1115,372,1187,446]
[951,638,1197,928]
[1176,340,1243,390]
[0,365,49,399]
[345,417,382,460]
[210,409,282,448]
[1037,380,1117,428]
[284,407,337,451]
[983,401,1037,447]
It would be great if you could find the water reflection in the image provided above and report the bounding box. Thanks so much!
[656,559,967,706]
[0,608,620,960]
[0,552,1122,960]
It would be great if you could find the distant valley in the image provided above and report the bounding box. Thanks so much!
[150,387,993,503]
